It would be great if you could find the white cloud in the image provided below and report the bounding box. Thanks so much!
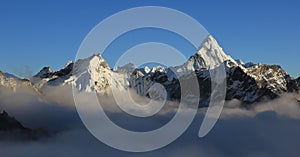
[1,87,300,157]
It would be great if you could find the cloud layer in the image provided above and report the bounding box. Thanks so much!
[1,86,300,157]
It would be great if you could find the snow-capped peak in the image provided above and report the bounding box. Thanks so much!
[34,67,53,78]
[169,35,239,79]
[195,35,238,69]
[0,70,43,95]
[67,54,128,93]
[114,63,137,73]
[1,72,21,80]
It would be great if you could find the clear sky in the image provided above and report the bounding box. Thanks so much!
[0,0,299,77]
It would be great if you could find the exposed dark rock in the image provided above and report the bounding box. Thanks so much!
[54,62,74,77]
[136,63,299,106]
[0,110,48,141]
[34,67,54,78]
[25,35,300,107]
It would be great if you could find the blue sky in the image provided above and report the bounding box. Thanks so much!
[0,0,299,77]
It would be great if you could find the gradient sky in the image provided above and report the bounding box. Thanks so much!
[0,0,299,77]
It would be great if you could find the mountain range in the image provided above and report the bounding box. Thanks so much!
[1,35,299,107]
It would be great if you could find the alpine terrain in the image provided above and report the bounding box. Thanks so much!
[1,35,299,108]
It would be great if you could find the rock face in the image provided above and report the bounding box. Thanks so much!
[30,62,74,88]
[0,110,48,141]
[31,54,128,94]
[124,35,299,105]
[28,35,299,106]
[225,65,297,103]
[167,35,238,79]
[247,64,298,92]
[0,71,42,95]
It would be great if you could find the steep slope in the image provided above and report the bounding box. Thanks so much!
[0,110,48,141]
[246,64,298,93]
[32,54,128,94]
[70,54,128,93]
[31,62,74,89]
[127,35,299,104]
[170,35,239,77]
[0,71,42,95]
[29,35,299,105]
[128,35,236,102]
[1,71,29,91]
[227,66,275,103]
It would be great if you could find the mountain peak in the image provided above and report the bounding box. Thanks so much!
[175,35,239,73]
[114,63,137,73]
[84,54,110,69]
[198,35,221,51]
[34,67,53,78]
[195,35,237,68]
[67,54,128,93]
